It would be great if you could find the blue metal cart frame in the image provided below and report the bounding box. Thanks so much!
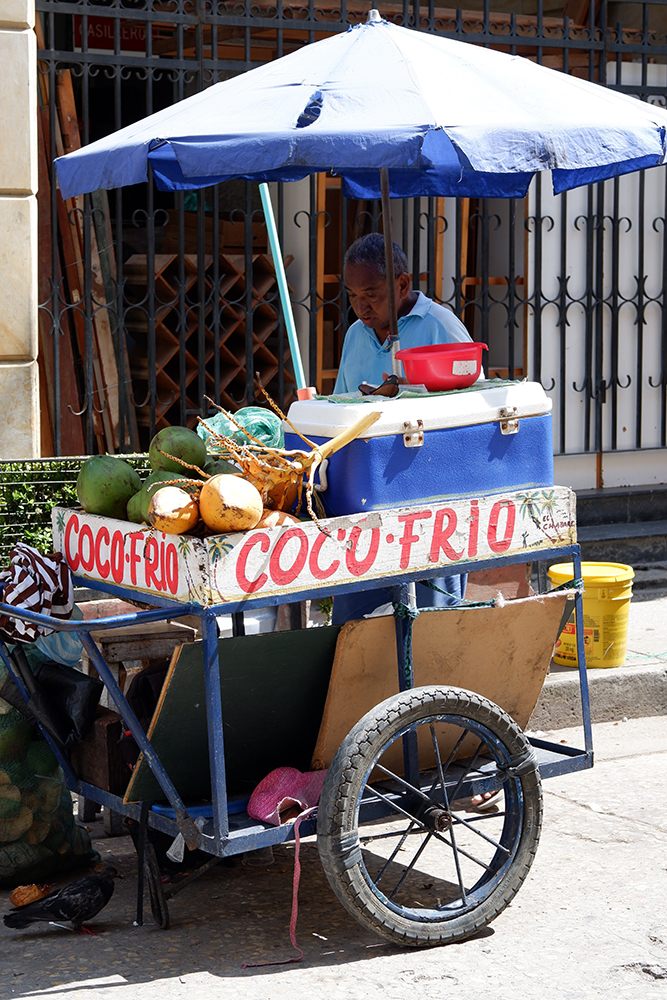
[0,539,592,938]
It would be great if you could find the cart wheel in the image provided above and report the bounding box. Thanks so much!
[144,842,170,930]
[317,685,542,948]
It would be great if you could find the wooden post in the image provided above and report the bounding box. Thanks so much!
[380,168,400,376]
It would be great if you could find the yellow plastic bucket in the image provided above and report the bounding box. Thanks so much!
[548,562,634,668]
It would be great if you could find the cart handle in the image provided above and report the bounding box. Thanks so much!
[315,411,381,461]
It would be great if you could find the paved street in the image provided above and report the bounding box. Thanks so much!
[1,712,665,1000]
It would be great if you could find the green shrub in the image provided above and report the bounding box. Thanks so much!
[0,456,150,565]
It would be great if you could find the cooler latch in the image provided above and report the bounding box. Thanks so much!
[403,420,424,448]
[499,407,519,435]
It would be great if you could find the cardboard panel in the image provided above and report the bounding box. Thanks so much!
[311,591,573,772]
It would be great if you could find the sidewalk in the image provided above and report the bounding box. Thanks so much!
[1,716,665,1000]
[529,587,667,729]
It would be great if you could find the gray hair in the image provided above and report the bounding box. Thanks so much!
[344,233,409,278]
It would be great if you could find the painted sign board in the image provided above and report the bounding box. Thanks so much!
[73,17,148,53]
[52,487,576,607]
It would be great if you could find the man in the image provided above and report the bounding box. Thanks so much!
[334,233,471,394]
[331,233,471,626]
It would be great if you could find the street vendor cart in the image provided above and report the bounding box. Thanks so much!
[26,3,657,947]
[0,476,592,947]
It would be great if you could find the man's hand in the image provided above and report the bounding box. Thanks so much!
[382,371,408,385]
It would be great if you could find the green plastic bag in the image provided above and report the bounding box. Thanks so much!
[198,406,284,451]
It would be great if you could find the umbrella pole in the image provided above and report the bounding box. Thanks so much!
[259,182,310,396]
[380,168,401,377]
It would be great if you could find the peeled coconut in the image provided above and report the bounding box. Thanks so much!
[199,475,263,533]
[139,471,191,523]
[76,456,141,519]
[148,487,199,535]
[257,509,301,529]
[149,426,207,474]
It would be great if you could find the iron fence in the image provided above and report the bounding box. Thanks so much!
[34,0,667,471]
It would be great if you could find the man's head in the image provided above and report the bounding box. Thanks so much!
[344,233,415,338]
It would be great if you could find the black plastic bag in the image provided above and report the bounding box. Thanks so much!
[1,646,103,749]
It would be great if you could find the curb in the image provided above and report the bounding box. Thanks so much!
[528,661,667,730]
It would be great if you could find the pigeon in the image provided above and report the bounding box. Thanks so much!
[3,865,119,934]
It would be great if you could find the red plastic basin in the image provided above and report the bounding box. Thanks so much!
[395,342,488,391]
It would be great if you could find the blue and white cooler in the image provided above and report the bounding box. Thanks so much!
[284,381,554,517]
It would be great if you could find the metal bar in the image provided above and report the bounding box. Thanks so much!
[231,611,245,636]
[558,190,568,453]
[71,544,585,619]
[392,582,419,786]
[135,801,149,926]
[212,184,221,404]
[572,549,594,754]
[201,608,230,842]
[507,198,516,379]
[197,188,207,419]
[309,174,319,387]
[594,182,605,457]
[636,170,646,449]
[380,168,400,375]
[78,629,200,847]
[610,177,620,451]
[178,190,187,428]
[244,181,254,404]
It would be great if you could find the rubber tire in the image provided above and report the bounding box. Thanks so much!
[317,685,542,947]
[144,841,170,930]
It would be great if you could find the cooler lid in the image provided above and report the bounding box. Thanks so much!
[284,381,552,439]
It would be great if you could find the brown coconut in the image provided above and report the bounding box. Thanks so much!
[148,486,200,535]
[199,475,263,533]
[257,509,301,529]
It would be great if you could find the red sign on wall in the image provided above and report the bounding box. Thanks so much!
[73,17,147,53]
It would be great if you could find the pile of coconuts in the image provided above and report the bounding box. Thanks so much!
[75,425,299,536]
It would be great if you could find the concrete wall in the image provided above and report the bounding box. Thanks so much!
[0,0,39,458]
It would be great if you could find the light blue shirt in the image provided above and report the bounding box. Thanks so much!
[333,292,472,393]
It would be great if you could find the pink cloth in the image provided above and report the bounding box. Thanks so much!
[247,767,327,826]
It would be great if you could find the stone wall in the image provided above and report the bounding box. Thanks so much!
[0,0,39,458]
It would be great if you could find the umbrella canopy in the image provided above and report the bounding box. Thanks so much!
[55,13,667,202]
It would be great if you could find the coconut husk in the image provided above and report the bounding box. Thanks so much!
[9,883,52,907]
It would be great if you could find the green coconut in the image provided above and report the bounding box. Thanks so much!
[203,457,239,477]
[25,741,58,778]
[76,456,141,520]
[126,491,144,524]
[149,426,207,475]
[0,712,31,764]
[0,784,21,820]
[139,471,191,523]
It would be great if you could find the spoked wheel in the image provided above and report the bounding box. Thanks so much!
[317,685,542,947]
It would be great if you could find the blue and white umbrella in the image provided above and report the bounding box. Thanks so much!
[54,11,667,386]
[55,12,667,202]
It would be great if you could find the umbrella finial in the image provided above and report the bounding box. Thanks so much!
[367,7,382,21]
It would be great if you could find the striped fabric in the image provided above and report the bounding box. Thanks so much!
[0,544,73,644]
